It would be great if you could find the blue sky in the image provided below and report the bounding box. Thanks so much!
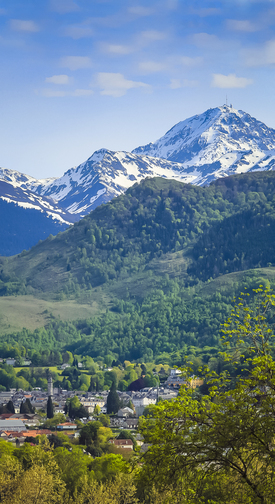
[1,0,275,178]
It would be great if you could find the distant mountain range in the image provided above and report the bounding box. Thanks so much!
[1,104,275,254]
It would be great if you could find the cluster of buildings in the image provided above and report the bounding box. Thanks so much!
[0,369,203,447]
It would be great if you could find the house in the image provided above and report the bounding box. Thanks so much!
[109,439,133,450]
[0,419,26,432]
[117,407,135,418]
[165,370,203,390]
[57,422,77,430]
[22,359,32,366]
[60,363,70,370]
[5,358,16,366]
[80,397,105,414]
[125,418,139,429]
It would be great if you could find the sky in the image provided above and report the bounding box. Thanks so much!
[1,0,275,179]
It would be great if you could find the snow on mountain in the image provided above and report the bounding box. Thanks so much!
[132,104,275,184]
[2,104,275,226]
[0,166,56,190]
[0,180,78,256]
[35,149,191,217]
[0,180,76,225]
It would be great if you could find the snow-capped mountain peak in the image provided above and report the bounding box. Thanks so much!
[132,104,275,184]
[2,104,275,225]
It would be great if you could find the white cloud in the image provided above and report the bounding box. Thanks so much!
[45,74,69,85]
[101,43,133,55]
[95,72,150,97]
[182,79,199,87]
[170,79,181,89]
[166,0,178,10]
[227,19,257,32]
[139,30,167,42]
[128,6,154,16]
[195,8,221,17]
[50,0,79,13]
[244,39,275,67]
[40,88,93,97]
[10,19,39,32]
[63,24,93,39]
[139,61,167,73]
[40,89,67,97]
[60,56,92,70]
[191,32,219,48]
[212,73,253,88]
[180,56,202,66]
[73,89,94,96]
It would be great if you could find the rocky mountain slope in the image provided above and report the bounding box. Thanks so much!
[0,180,75,256]
[133,104,275,184]
[2,104,275,254]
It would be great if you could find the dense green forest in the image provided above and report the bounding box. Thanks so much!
[3,172,275,296]
[1,290,275,503]
[1,173,275,366]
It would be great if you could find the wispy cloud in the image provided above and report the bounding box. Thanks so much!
[60,56,92,70]
[40,88,93,97]
[227,19,257,32]
[10,19,40,32]
[191,32,219,48]
[244,39,275,67]
[128,6,154,16]
[180,56,202,66]
[0,8,7,15]
[139,30,167,42]
[212,73,253,88]
[139,61,167,73]
[40,89,67,97]
[62,24,93,39]
[194,8,221,17]
[45,74,70,84]
[95,72,150,97]
[73,89,94,96]
[50,0,80,13]
[101,43,133,55]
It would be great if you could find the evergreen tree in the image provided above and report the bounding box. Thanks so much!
[6,400,15,414]
[106,381,120,414]
[47,396,54,419]
[20,398,35,414]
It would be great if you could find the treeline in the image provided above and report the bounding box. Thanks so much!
[0,356,162,392]
[3,172,275,296]
[2,273,272,363]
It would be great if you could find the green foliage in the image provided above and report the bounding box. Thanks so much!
[66,396,88,419]
[3,172,275,298]
[20,398,35,414]
[107,381,120,414]
[1,174,275,368]
[138,287,275,503]
[46,396,54,419]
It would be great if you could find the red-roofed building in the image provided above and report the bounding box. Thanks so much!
[109,439,133,450]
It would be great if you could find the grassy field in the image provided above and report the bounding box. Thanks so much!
[0,261,274,337]
[0,295,107,335]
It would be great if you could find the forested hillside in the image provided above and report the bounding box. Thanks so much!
[1,172,275,363]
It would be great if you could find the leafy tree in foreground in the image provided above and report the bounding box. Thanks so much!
[138,287,275,504]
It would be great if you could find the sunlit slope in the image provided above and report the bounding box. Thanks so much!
[1,172,275,298]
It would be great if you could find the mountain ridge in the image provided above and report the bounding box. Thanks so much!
[2,104,275,255]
